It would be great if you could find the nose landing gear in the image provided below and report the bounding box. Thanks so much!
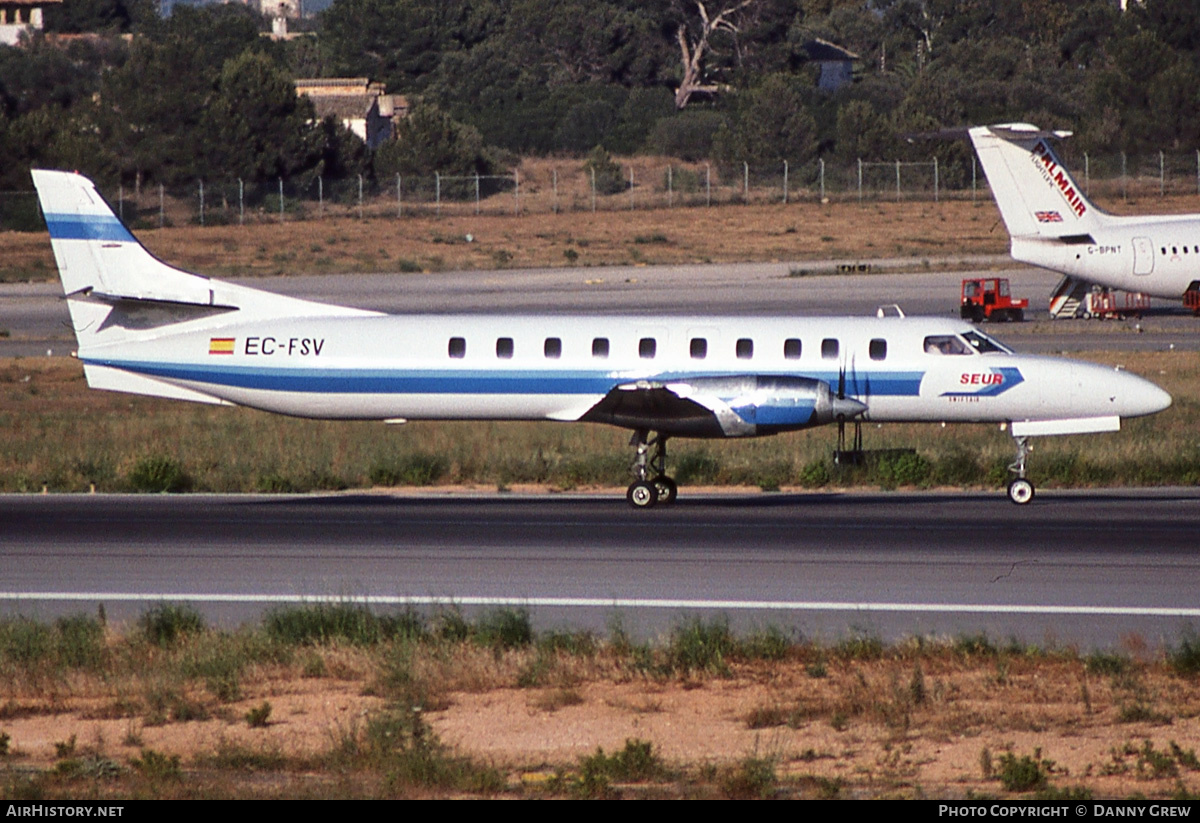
[1007,435,1035,504]
[626,430,677,509]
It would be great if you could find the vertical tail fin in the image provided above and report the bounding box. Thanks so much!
[32,169,220,305]
[32,170,376,354]
[968,124,1104,239]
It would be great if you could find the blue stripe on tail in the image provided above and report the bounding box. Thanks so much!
[43,214,136,243]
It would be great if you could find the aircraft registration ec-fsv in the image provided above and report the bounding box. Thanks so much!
[31,169,1171,507]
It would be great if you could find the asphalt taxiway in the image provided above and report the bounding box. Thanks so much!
[3,490,1198,647]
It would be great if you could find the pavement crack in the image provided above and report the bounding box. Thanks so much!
[991,559,1036,583]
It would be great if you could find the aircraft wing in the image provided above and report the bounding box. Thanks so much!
[579,375,867,438]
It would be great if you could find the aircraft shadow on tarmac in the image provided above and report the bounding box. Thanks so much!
[230,488,1200,512]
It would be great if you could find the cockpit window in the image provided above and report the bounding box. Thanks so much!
[961,330,1011,354]
[923,335,973,355]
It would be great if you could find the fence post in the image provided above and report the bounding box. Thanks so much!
[514,169,519,216]
[1160,150,1165,197]
[628,167,634,210]
[357,174,363,219]
[933,156,938,203]
[668,165,673,208]
[743,162,749,203]
[1084,153,1090,196]
[239,178,244,225]
[857,158,863,202]
[552,168,558,214]
[705,164,711,207]
[591,168,596,212]
[397,174,402,217]
[159,183,164,228]
[819,158,825,201]
[1121,151,1128,201]
[782,160,788,204]
[279,177,284,222]
[436,172,441,217]
[1196,150,1199,196]
[199,180,204,226]
[118,184,123,222]
[474,172,480,215]
[971,155,977,202]
[895,160,901,202]
[318,176,323,217]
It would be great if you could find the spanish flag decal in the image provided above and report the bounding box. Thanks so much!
[208,337,235,355]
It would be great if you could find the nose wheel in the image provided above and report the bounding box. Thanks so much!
[1007,477,1034,505]
[626,430,677,508]
[1007,435,1035,505]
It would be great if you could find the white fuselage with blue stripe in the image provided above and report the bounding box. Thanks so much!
[75,313,1167,434]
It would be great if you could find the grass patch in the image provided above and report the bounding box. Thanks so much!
[4,608,1200,798]
[140,603,205,647]
[264,603,425,646]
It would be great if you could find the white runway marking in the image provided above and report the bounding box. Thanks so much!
[3,592,1200,618]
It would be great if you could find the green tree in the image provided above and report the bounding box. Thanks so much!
[713,73,818,167]
[43,0,156,33]
[834,99,894,161]
[320,0,490,94]
[373,102,499,178]
[206,51,321,183]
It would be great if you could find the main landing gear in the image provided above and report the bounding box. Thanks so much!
[626,430,677,509]
[1007,435,1034,505]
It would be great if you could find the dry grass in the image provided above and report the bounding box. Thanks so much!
[7,161,1200,283]
[1,612,1199,799]
[3,197,1012,282]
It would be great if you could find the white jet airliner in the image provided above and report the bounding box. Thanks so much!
[969,123,1200,310]
[31,169,1171,506]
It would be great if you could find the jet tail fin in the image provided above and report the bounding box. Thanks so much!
[32,169,222,307]
[968,124,1105,239]
[31,170,377,350]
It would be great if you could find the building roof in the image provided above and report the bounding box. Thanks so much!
[802,38,859,62]
[308,94,378,121]
[295,78,381,94]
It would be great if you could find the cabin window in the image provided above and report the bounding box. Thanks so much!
[784,338,802,359]
[736,338,753,359]
[639,338,657,359]
[448,337,466,358]
[496,337,514,359]
[592,337,609,358]
[544,337,562,359]
[690,338,707,359]
[869,339,887,361]
[821,338,839,360]
[924,335,972,355]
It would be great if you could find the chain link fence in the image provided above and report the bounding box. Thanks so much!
[6,150,1200,232]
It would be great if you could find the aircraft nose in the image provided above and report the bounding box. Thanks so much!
[1111,368,1172,419]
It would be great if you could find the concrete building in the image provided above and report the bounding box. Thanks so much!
[0,0,62,46]
[295,77,407,149]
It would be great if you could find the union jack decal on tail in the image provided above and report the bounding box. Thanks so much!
[1035,211,1063,223]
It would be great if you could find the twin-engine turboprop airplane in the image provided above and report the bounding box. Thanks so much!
[31,169,1171,506]
[968,123,1200,306]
